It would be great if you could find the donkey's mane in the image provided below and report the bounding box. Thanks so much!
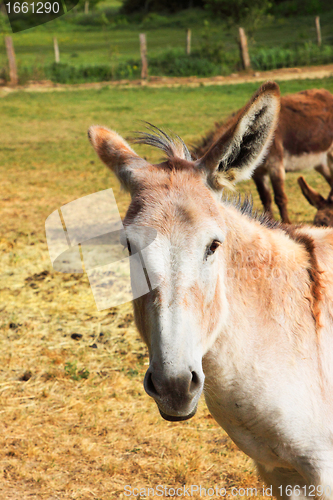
[222,192,280,230]
[133,123,192,162]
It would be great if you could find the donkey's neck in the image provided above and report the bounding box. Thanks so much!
[221,204,318,344]
[223,204,309,272]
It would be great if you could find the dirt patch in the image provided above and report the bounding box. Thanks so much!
[1,63,333,96]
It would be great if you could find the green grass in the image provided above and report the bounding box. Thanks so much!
[2,77,333,235]
[3,77,333,169]
[0,28,199,68]
[1,9,333,83]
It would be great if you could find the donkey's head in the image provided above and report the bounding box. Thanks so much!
[298,176,333,227]
[88,82,280,421]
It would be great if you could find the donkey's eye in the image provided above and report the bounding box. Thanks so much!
[205,240,220,260]
[124,239,131,255]
[125,239,139,256]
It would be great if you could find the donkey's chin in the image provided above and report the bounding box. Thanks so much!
[158,405,198,422]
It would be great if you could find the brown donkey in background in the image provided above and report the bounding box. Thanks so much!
[195,88,333,223]
[298,175,333,227]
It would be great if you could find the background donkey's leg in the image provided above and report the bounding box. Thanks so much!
[315,162,333,187]
[326,149,333,185]
[266,140,290,223]
[269,163,290,224]
[252,168,273,218]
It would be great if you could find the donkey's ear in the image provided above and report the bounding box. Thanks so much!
[298,176,326,209]
[88,126,148,192]
[196,81,280,190]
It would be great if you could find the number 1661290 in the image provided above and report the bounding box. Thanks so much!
[5,2,60,14]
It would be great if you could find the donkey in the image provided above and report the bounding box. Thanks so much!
[298,175,333,227]
[89,82,333,499]
[195,88,333,224]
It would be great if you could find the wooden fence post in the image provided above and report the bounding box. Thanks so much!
[53,37,60,64]
[315,16,321,47]
[238,27,251,70]
[139,33,148,80]
[5,36,18,86]
[84,1,89,14]
[186,29,191,55]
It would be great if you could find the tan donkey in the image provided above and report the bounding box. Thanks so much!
[195,88,333,224]
[89,82,333,499]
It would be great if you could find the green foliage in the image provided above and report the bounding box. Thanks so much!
[251,42,333,71]
[270,0,329,16]
[17,51,232,83]
[127,368,139,378]
[13,60,139,85]
[137,8,206,28]
[194,24,240,69]
[47,60,139,82]
[201,0,271,23]
[28,54,223,83]
[0,8,11,33]
[64,361,90,381]
[11,40,333,85]
[70,9,129,26]
[1,4,333,86]
[148,49,224,77]
[120,0,330,18]
[121,0,204,15]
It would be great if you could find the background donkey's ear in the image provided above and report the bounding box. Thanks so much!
[88,126,148,192]
[298,176,326,209]
[197,81,280,190]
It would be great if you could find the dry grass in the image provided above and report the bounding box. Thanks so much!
[1,81,333,499]
[0,214,264,500]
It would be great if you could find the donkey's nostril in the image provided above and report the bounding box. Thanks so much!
[190,371,201,393]
[145,370,159,397]
[144,367,204,406]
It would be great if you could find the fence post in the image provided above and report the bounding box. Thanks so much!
[53,37,60,63]
[315,16,321,47]
[186,29,191,55]
[5,36,18,86]
[84,0,89,14]
[238,27,251,70]
[139,33,148,80]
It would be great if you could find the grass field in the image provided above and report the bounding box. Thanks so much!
[1,77,333,499]
[1,8,333,82]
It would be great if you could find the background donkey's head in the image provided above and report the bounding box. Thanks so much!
[88,82,280,421]
[298,176,333,227]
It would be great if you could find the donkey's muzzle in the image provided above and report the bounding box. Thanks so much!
[159,406,198,422]
[144,366,204,419]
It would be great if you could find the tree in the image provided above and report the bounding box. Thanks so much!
[121,0,204,14]
[270,0,327,16]
[203,0,271,23]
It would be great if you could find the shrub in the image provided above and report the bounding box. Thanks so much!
[203,0,271,23]
[11,40,333,85]
[148,49,223,77]
[44,62,140,83]
[251,43,333,71]
[121,0,204,15]
[270,0,328,17]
